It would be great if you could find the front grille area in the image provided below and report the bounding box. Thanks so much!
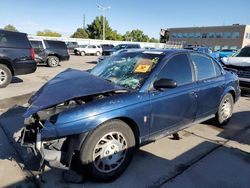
[238,70,250,78]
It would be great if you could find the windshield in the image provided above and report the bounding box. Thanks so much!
[233,47,250,57]
[114,44,126,50]
[80,45,87,48]
[90,52,164,90]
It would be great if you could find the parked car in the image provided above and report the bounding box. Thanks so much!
[17,49,240,181]
[221,46,250,91]
[100,44,114,51]
[29,39,70,67]
[66,41,79,54]
[0,30,36,88]
[74,44,102,56]
[184,46,219,61]
[102,43,141,56]
[219,49,236,57]
[98,49,138,62]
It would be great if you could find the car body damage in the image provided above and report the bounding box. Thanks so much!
[16,50,240,181]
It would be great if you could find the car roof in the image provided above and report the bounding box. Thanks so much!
[124,48,191,55]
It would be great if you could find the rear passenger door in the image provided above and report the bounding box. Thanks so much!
[190,53,225,119]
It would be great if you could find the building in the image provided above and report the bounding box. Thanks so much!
[161,24,250,51]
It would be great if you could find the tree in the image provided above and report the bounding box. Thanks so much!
[86,16,123,40]
[149,38,159,43]
[71,28,89,38]
[123,29,149,42]
[3,24,18,32]
[36,30,62,37]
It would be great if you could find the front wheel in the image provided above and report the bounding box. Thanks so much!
[80,51,86,56]
[79,120,136,182]
[215,93,234,126]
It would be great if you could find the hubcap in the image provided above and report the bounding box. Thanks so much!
[93,131,127,173]
[221,98,232,121]
[50,57,58,66]
[0,69,7,84]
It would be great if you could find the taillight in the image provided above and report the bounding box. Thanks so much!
[31,48,35,60]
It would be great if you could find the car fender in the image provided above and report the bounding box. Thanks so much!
[41,93,151,141]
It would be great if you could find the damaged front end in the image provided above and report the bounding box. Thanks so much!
[15,69,128,172]
[18,92,123,171]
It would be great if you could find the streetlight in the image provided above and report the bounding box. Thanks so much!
[97,4,111,40]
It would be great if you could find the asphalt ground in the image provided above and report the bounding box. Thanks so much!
[0,55,250,188]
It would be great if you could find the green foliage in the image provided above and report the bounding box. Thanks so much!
[71,16,159,43]
[149,37,159,43]
[123,29,150,42]
[3,24,18,32]
[36,30,62,37]
[71,28,89,38]
[86,16,123,40]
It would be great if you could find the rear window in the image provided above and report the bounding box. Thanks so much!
[44,40,67,49]
[0,30,31,48]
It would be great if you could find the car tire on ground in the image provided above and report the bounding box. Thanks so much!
[96,51,101,56]
[215,93,234,126]
[0,64,12,88]
[79,119,136,182]
[80,51,86,56]
[47,56,60,67]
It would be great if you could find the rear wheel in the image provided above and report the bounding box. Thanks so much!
[215,93,234,126]
[47,56,59,67]
[79,120,135,182]
[0,64,12,88]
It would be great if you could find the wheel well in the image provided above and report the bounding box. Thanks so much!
[228,90,236,103]
[117,117,140,148]
[0,59,14,75]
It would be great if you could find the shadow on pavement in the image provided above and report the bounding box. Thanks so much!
[0,106,250,187]
[11,76,23,84]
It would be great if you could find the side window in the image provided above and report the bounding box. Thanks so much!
[214,61,223,76]
[30,41,43,49]
[157,54,193,86]
[190,54,216,80]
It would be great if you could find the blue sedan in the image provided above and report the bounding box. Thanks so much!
[18,49,240,181]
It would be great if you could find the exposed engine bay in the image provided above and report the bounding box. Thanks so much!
[17,90,128,171]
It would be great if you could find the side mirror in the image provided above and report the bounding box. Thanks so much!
[153,79,177,90]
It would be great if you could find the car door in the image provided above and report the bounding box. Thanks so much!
[190,53,225,119]
[149,53,198,136]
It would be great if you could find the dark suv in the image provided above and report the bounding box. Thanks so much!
[0,30,36,88]
[102,43,141,56]
[29,39,70,67]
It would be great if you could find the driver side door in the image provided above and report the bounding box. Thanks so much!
[149,53,198,137]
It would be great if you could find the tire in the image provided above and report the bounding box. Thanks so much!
[215,93,234,126]
[80,51,86,56]
[47,56,59,67]
[0,64,12,88]
[96,51,101,56]
[79,119,136,182]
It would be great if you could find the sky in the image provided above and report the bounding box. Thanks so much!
[0,0,249,38]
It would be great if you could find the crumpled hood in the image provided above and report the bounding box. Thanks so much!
[24,68,124,118]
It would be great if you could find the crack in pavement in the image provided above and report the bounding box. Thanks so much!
[153,125,250,188]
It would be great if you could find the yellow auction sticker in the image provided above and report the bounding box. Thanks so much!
[134,64,151,73]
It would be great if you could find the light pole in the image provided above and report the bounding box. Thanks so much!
[97,4,111,40]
